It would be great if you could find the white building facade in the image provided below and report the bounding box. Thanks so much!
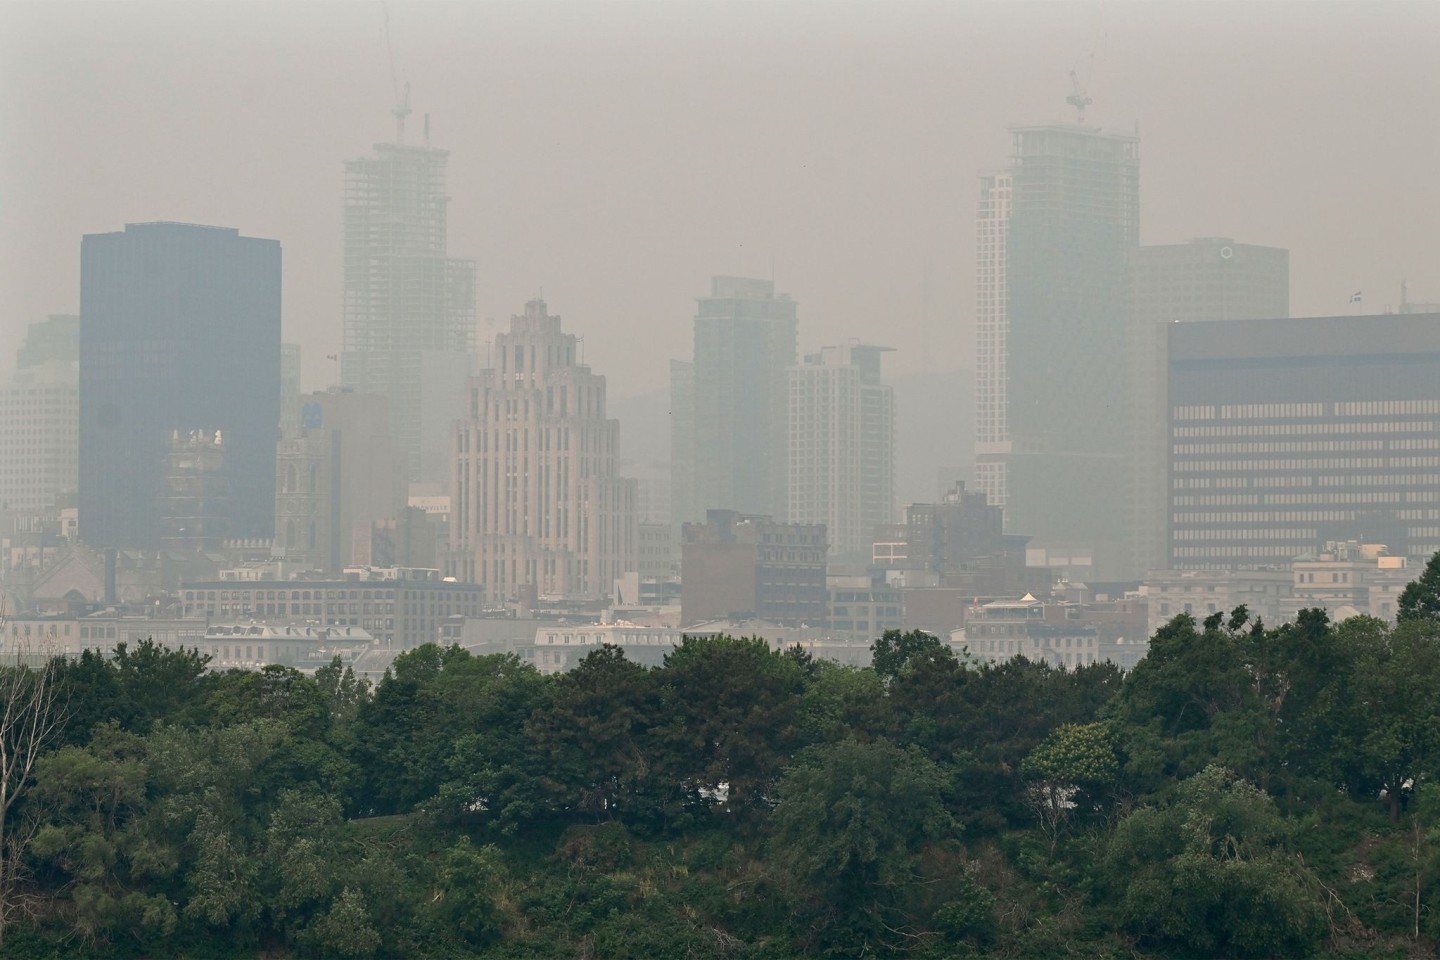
[787,344,895,562]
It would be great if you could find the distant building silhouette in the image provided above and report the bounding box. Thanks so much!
[787,343,895,562]
[341,137,477,484]
[78,222,280,549]
[1,316,79,517]
[975,125,1139,578]
[448,300,637,604]
[1129,238,1289,574]
[673,277,798,525]
[274,388,403,571]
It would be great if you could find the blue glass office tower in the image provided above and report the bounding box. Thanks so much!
[79,222,281,549]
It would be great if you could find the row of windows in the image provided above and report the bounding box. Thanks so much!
[1174,545,1440,560]
[182,587,478,602]
[1173,440,1438,455]
[1176,457,1440,471]
[1175,474,1440,490]
[1173,510,1440,523]
[1174,400,1440,421]
[1175,421,1437,437]
[1173,528,1315,540]
[1175,492,1434,507]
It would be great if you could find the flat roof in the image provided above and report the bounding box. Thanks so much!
[1169,312,1440,362]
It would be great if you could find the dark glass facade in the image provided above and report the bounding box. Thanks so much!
[1168,313,1440,567]
[79,222,281,549]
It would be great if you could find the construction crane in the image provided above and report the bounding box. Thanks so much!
[393,80,412,144]
[1066,69,1093,125]
[381,1,411,143]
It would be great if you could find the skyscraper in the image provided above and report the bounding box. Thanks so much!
[342,138,477,484]
[974,170,1011,510]
[974,125,1140,577]
[1129,238,1289,573]
[448,300,637,604]
[787,343,895,562]
[79,222,281,549]
[675,277,798,524]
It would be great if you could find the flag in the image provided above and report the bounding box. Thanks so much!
[1350,291,1362,303]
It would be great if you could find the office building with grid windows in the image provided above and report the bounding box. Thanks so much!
[1168,312,1440,568]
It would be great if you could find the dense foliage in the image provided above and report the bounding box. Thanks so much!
[7,568,1440,956]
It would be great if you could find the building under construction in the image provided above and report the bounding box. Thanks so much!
[342,136,477,485]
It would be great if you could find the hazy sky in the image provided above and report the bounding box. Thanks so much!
[3,0,1437,400]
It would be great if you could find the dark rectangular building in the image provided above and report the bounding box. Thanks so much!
[1168,313,1440,568]
[681,510,826,627]
[80,222,281,549]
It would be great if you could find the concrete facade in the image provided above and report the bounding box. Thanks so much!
[274,388,403,571]
[181,569,482,649]
[680,510,827,627]
[787,344,895,562]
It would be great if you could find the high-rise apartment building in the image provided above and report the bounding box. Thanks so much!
[787,343,895,561]
[974,125,1140,577]
[79,222,281,549]
[342,138,477,484]
[674,277,798,524]
[974,171,1011,508]
[0,316,79,517]
[449,300,637,604]
[1168,312,1440,568]
[1130,238,1289,573]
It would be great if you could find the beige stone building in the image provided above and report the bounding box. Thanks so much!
[448,300,637,604]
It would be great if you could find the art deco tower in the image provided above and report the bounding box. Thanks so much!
[449,300,637,603]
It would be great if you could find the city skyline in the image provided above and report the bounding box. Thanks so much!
[2,1,1435,408]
